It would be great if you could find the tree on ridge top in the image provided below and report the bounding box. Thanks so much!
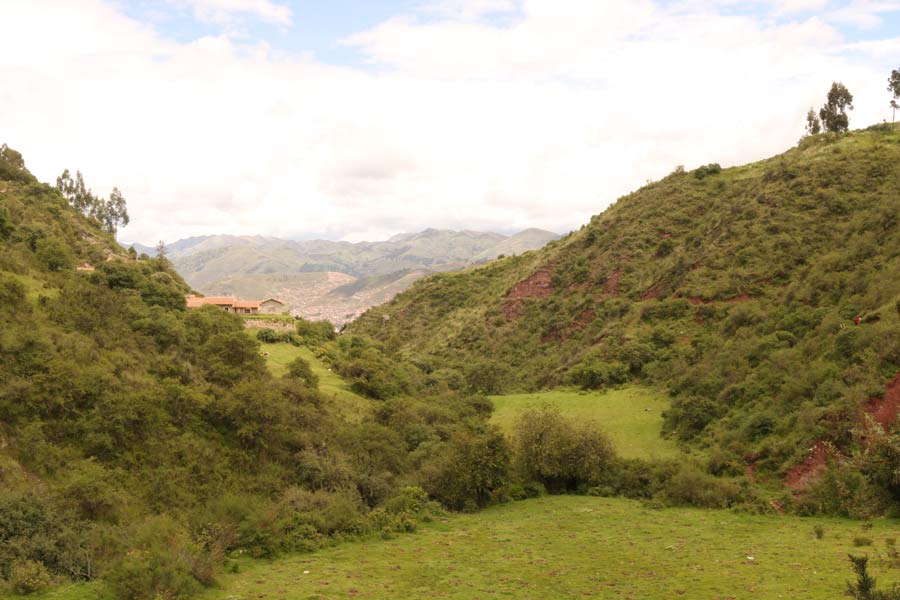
[819,82,854,134]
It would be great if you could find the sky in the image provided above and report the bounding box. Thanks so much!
[1,1,898,244]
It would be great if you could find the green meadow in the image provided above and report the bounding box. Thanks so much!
[490,387,679,459]
[191,495,898,600]
[19,495,899,600]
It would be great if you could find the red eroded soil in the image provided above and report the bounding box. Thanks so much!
[507,269,553,300]
[640,284,663,301]
[863,372,900,433]
[575,309,595,328]
[604,270,621,296]
[785,441,837,490]
[503,269,554,319]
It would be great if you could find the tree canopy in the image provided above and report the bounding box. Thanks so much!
[819,82,854,134]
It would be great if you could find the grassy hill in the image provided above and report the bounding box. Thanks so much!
[349,125,900,486]
[0,145,510,598]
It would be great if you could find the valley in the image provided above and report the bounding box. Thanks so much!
[149,229,559,325]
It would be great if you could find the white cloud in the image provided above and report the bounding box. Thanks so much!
[167,0,292,26]
[0,0,896,244]
[424,0,520,20]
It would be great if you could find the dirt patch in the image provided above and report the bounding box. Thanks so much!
[507,269,553,300]
[604,270,621,296]
[503,269,554,320]
[863,372,900,433]
[744,463,757,482]
[785,441,838,490]
[575,309,595,327]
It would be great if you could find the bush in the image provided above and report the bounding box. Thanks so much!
[296,318,335,345]
[34,236,74,272]
[694,163,722,179]
[566,359,628,390]
[513,407,615,492]
[103,517,210,600]
[256,328,281,343]
[854,536,873,547]
[420,428,510,510]
[656,465,746,509]
[287,356,319,388]
[8,560,52,595]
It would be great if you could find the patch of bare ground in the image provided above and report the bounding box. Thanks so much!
[863,372,900,433]
[503,269,554,319]
[785,441,840,490]
[604,270,621,296]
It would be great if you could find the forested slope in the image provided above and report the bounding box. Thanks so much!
[350,126,900,482]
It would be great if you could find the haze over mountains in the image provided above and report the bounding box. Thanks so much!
[130,228,558,324]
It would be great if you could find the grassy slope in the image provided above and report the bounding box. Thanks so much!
[190,495,895,600]
[257,339,370,422]
[490,387,679,459]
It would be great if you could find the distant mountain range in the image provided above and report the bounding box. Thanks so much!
[124,228,558,324]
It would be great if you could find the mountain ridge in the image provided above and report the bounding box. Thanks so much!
[145,228,559,323]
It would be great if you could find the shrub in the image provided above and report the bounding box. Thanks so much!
[34,236,74,272]
[854,536,873,547]
[296,318,336,345]
[513,407,615,492]
[103,517,210,600]
[656,464,746,509]
[420,428,510,510]
[694,163,722,179]
[566,359,628,390]
[287,356,319,388]
[256,328,281,343]
[8,560,52,595]
[814,524,825,539]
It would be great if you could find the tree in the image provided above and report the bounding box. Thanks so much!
[0,144,25,170]
[155,240,167,263]
[892,100,899,127]
[805,108,822,135]
[56,170,128,235]
[819,82,854,134]
[103,187,129,237]
[889,68,900,99]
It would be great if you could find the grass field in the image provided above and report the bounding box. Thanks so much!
[19,495,900,600]
[490,387,679,460]
[190,495,899,600]
[257,340,370,422]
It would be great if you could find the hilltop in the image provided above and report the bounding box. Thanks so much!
[349,125,900,485]
[140,229,557,324]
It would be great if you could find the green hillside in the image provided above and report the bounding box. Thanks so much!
[0,146,508,598]
[349,126,900,491]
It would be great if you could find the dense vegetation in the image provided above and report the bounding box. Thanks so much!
[349,125,900,514]
[0,149,519,597]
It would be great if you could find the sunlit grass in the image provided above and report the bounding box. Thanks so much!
[490,387,679,460]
